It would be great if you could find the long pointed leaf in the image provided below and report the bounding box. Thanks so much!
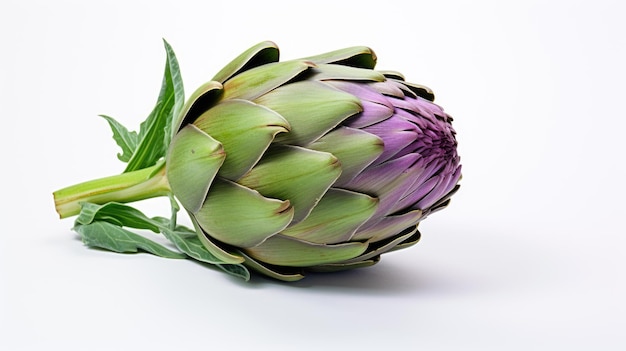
[74,221,185,259]
[163,39,185,147]
[100,115,138,162]
[125,40,184,172]
[75,202,160,232]
[73,202,250,280]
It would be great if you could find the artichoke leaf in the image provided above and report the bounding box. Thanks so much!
[345,226,418,263]
[280,188,378,244]
[352,209,423,242]
[369,80,406,98]
[387,228,422,252]
[377,73,435,101]
[166,124,225,213]
[310,63,386,82]
[299,46,377,69]
[255,81,362,145]
[244,235,368,267]
[238,250,305,282]
[385,79,418,99]
[308,256,380,273]
[195,178,294,248]
[191,216,245,264]
[212,41,280,83]
[346,153,424,224]
[175,81,223,133]
[237,146,341,223]
[222,60,314,101]
[401,81,435,102]
[193,99,290,180]
[380,70,405,81]
[309,126,383,185]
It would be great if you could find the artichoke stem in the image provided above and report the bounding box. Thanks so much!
[53,162,171,219]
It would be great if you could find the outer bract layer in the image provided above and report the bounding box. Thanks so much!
[166,42,461,281]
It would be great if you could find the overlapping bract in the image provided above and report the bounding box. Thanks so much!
[166,41,461,281]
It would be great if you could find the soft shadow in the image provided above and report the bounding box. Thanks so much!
[242,260,477,296]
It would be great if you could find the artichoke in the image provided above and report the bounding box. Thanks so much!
[53,41,461,281]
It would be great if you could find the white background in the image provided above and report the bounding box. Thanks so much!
[1,0,625,350]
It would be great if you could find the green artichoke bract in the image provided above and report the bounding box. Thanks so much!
[53,40,461,282]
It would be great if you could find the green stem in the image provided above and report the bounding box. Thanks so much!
[53,162,171,219]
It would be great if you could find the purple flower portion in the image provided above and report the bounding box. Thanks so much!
[337,79,461,233]
[362,115,418,163]
[344,153,422,228]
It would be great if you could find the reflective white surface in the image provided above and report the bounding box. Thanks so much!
[1,0,625,349]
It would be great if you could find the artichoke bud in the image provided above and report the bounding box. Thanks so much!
[166,41,461,281]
